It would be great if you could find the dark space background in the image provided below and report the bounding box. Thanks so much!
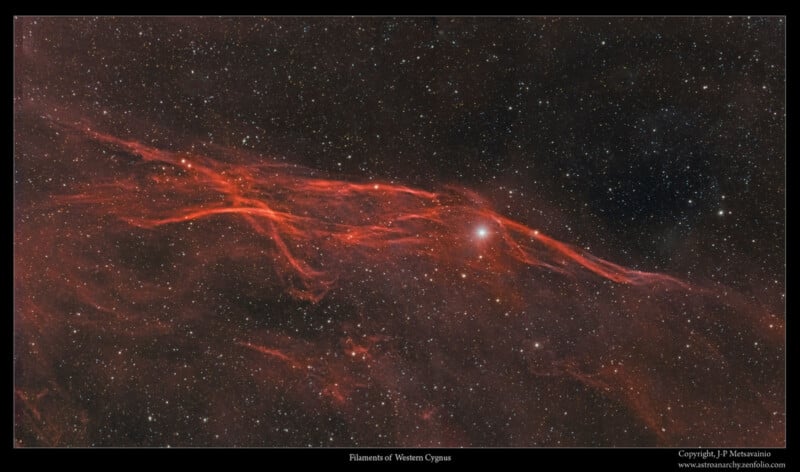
[14,17,785,447]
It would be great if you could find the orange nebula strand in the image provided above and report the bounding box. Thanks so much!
[63,125,691,301]
[236,341,302,369]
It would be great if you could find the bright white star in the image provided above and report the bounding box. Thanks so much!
[476,226,489,238]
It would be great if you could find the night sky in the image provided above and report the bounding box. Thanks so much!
[14,16,785,447]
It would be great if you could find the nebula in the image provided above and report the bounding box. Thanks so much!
[14,113,784,447]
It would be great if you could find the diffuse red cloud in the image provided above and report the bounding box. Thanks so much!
[14,118,784,447]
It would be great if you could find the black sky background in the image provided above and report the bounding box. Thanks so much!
[13,16,786,450]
